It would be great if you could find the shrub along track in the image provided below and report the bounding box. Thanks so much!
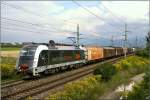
[1,54,133,100]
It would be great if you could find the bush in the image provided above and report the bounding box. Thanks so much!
[1,57,18,80]
[46,75,102,100]
[114,56,149,75]
[127,69,150,100]
[136,49,150,58]
[93,63,117,81]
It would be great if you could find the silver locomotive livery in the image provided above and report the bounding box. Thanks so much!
[16,41,86,77]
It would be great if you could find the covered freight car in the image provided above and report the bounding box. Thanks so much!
[85,46,103,61]
[115,47,124,56]
[85,46,116,61]
[103,47,116,58]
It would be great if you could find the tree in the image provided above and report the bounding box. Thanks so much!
[146,31,150,58]
[127,68,150,100]
[146,31,150,51]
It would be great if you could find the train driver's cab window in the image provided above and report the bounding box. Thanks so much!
[20,46,37,57]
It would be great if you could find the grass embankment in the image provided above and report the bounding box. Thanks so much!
[46,56,150,100]
[1,47,20,51]
[1,57,22,82]
[1,47,20,58]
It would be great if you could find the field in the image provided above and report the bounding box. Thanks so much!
[1,47,21,51]
[1,47,20,58]
[1,47,21,81]
[1,51,20,58]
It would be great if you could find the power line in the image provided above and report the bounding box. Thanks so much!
[2,22,66,33]
[2,2,77,25]
[2,17,41,26]
[2,27,48,35]
[2,2,44,17]
[2,27,69,38]
[72,0,122,32]
[2,17,73,33]
[3,2,123,40]
[100,3,125,24]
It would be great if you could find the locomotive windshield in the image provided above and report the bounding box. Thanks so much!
[20,46,37,56]
[18,46,37,67]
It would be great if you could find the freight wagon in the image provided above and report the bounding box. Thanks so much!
[115,47,124,56]
[85,46,103,61]
[85,46,123,62]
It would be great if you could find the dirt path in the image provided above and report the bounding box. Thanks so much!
[130,73,145,83]
[99,73,145,100]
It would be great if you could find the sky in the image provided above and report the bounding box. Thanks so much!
[1,1,149,47]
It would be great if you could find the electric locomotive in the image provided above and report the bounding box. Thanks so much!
[16,40,86,77]
[16,40,135,77]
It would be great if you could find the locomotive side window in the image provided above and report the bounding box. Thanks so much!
[49,50,62,65]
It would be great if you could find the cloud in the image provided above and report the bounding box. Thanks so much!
[1,1,149,47]
[101,1,148,21]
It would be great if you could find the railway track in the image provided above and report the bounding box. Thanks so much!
[1,55,132,100]
[1,79,21,85]
[1,80,27,89]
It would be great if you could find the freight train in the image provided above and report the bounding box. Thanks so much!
[16,40,134,77]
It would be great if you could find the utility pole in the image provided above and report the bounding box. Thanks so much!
[68,24,82,49]
[111,35,114,47]
[76,24,79,48]
[123,23,129,58]
[67,24,81,48]
[135,36,138,48]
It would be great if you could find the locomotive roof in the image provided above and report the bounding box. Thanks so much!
[22,44,82,51]
[56,45,78,50]
[23,42,73,46]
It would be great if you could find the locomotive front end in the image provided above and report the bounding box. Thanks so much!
[16,45,37,76]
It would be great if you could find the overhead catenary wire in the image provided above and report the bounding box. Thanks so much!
[2,17,74,33]
[2,1,77,43]
[2,27,47,35]
[3,1,140,47]
[72,0,123,32]
[2,27,67,37]
[2,22,67,34]
[100,3,125,24]
[2,2,122,38]
[1,2,77,26]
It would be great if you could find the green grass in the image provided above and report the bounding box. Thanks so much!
[46,56,150,100]
[1,47,21,51]
[1,57,22,81]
